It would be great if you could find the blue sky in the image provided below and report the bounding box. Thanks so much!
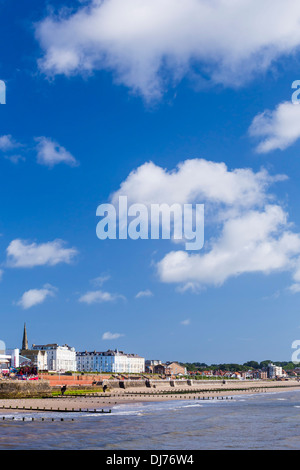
[2,0,300,364]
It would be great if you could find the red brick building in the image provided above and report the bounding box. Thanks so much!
[153,362,187,376]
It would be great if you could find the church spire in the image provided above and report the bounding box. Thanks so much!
[22,323,28,350]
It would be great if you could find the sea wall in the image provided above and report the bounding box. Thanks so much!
[38,374,111,387]
[99,379,195,389]
[0,380,51,398]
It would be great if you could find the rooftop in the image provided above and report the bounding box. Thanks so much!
[76,349,143,358]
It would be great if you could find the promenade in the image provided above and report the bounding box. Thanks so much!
[0,379,300,414]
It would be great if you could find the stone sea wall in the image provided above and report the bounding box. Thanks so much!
[0,380,52,398]
[99,379,195,389]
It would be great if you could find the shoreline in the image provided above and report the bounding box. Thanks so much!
[0,381,300,415]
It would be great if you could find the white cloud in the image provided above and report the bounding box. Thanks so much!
[102,331,124,340]
[6,239,78,268]
[0,135,78,167]
[157,205,300,287]
[35,137,78,167]
[181,319,190,326]
[176,282,203,294]
[135,289,153,299]
[0,135,20,151]
[111,159,283,210]
[17,284,56,309]
[36,0,300,100]
[249,101,300,153]
[91,275,111,287]
[111,158,300,290]
[79,289,125,304]
[289,284,300,294]
[0,136,24,163]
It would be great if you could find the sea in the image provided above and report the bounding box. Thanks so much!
[1,390,300,450]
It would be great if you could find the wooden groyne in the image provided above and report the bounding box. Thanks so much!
[0,403,111,413]
[0,416,76,422]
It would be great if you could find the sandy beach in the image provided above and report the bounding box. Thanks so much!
[0,380,300,414]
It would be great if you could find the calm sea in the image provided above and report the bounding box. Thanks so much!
[1,390,300,450]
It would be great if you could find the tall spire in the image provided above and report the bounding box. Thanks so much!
[22,323,28,350]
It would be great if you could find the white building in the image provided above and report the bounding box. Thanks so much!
[0,348,20,370]
[21,349,48,370]
[32,344,76,372]
[77,349,145,374]
[6,349,20,368]
[268,363,283,379]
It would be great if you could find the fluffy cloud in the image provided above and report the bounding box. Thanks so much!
[135,289,153,299]
[289,284,300,294]
[36,0,300,100]
[102,331,124,340]
[6,239,78,268]
[249,101,300,153]
[0,135,78,167]
[35,137,78,167]
[111,159,283,210]
[17,284,56,309]
[79,290,125,304]
[0,135,24,163]
[157,205,300,287]
[0,135,20,151]
[110,158,300,291]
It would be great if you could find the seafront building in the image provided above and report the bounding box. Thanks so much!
[267,363,284,379]
[145,360,162,373]
[20,326,144,373]
[20,324,77,372]
[31,344,77,372]
[20,348,48,371]
[0,325,292,379]
[76,349,145,374]
[0,349,20,370]
[151,361,187,376]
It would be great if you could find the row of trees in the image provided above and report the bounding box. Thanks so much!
[181,361,297,372]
